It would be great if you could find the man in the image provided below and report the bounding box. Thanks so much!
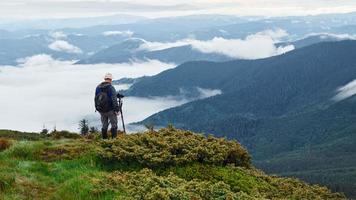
[95,73,122,139]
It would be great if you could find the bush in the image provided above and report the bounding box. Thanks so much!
[92,169,242,200]
[50,131,82,139]
[98,127,251,168]
[0,138,11,151]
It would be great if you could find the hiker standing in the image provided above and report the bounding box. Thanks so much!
[95,73,123,139]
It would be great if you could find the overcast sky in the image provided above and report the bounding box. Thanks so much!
[0,0,356,19]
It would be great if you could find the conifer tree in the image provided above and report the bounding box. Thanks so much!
[79,119,89,135]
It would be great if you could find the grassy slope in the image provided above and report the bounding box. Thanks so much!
[0,129,345,200]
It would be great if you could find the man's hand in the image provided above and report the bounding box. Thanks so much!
[117,93,125,98]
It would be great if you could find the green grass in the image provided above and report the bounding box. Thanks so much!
[0,128,346,200]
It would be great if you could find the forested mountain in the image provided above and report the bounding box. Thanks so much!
[124,40,356,197]
[278,33,354,49]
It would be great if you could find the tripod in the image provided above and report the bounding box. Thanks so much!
[118,97,126,134]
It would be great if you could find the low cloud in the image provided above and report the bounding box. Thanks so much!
[139,29,295,59]
[49,40,83,54]
[49,31,67,40]
[189,35,294,60]
[259,29,289,41]
[173,87,222,101]
[196,87,222,99]
[333,79,356,101]
[102,30,134,37]
[139,40,190,51]
[0,55,176,132]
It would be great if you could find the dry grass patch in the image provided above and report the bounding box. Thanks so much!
[0,138,11,151]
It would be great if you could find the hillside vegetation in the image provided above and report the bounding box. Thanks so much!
[0,128,345,200]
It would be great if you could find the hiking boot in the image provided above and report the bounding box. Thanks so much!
[111,128,117,139]
[101,128,108,139]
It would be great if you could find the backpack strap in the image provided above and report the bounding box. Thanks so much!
[95,87,101,96]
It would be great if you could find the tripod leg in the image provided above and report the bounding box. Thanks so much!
[120,110,126,134]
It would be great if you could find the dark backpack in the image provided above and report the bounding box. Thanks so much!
[95,86,112,113]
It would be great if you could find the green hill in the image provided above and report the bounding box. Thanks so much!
[0,128,345,200]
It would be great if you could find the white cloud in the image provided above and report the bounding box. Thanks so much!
[50,31,67,40]
[0,55,176,132]
[102,30,134,37]
[196,87,222,99]
[139,29,295,59]
[333,79,356,101]
[258,29,289,41]
[138,39,190,51]
[49,40,83,54]
[276,45,295,55]
[190,36,293,60]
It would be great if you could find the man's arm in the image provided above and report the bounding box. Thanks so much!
[110,86,120,112]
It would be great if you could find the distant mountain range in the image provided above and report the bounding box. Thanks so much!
[124,41,356,197]
[76,38,233,65]
[78,32,355,65]
[1,31,352,66]
[2,13,356,66]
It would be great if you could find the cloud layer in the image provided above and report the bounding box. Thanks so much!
[1,0,356,19]
[102,30,134,37]
[139,29,295,59]
[0,55,177,132]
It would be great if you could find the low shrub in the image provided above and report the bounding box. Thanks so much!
[92,169,243,200]
[50,131,82,140]
[85,133,101,140]
[98,127,251,168]
[0,138,11,151]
